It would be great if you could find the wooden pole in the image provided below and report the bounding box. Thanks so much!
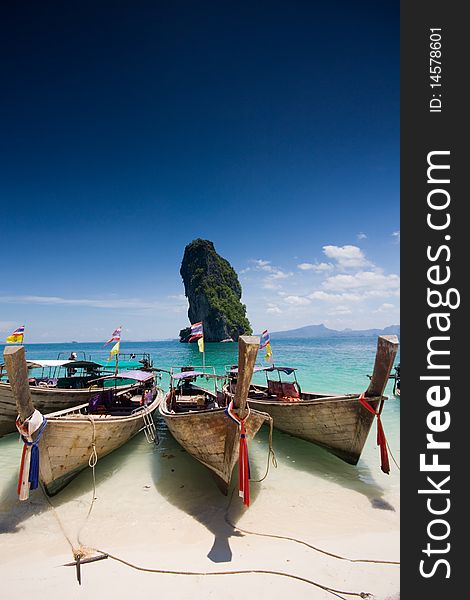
[3,345,35,423]
[366,335,399,397]
[233,335,260,417]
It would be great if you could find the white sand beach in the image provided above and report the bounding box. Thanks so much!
[0,421,399,600]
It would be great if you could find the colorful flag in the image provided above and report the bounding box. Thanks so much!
[108,340,120,361]
[197,336,204,353]
[259,329,270,348]
[259,329,273,362]
[188,321,203,342]
[264,342,273,362]
[6,325,25,344]
[105,326,122,345]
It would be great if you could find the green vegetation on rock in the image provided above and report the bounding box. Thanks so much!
[179,239,252,342]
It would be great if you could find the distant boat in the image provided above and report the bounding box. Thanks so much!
[220,338,234,343]
[159,336,269,495]
[0,358,133,438]
[224,335,398,467]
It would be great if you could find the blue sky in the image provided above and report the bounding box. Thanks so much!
[0,1,399,342]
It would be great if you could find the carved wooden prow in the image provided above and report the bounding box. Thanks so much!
[3,345,35,423]
[232,335,260,418]
[366,335,399,398]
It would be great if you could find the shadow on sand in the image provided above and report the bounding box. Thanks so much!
[151,412,397,563]
[0,434,145,535]
[151,416,263,564]
[264,425,396,511]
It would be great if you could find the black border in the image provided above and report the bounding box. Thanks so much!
[401,1,466,596]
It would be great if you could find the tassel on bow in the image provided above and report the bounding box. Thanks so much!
[358,392,390,474]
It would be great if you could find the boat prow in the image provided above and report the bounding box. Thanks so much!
[159,336,269,496]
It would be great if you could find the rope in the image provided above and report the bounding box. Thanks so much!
[224,489,399,566]
[249,412,277,483]
[41,416,100,564]
[77,417,98,544]
[82,547,372,600]
[386,439,400,471]
[41,484,76,553]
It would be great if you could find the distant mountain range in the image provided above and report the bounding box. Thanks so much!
[269,324,400,339]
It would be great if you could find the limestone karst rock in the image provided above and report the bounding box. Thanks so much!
[179,239,252,342]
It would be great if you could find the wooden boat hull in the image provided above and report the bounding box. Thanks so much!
[37,390,163,495]
[0,382,134,438]
[159,396,267,494]
[247,391,380,465]
[226,334,399,466]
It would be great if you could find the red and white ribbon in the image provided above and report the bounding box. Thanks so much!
[225,400,251,506]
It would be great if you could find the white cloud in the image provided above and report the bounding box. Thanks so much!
[253,259,272,269]
[323,245,371,269]
[284,295,311,306]
[262,281,282,290]
[374,303,396,313]
[0,294,174,311]
[249,258,292,289]
[357,232,367,240]
[322,270,400,293]
[309,291,362,303]
[328,305,352,315]
[297,262,334,272]
[0,321,19,333]
[392,230,400,243]
[266,304,282,315]
[269,269,291,280]
[168,294,187,302]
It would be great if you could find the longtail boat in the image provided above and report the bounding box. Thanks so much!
[224,335,399,468]
[159,336,269,500]
[3,345,163,497]
[0,358,137,438]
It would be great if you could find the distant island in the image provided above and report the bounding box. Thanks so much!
[269,323,400,339]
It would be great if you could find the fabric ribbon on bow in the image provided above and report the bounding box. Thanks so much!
[225,399,251,506]
[358,392,390,474]
[16,409,47,501]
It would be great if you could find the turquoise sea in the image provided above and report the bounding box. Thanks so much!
[0,335,400,443]
[0,336,400,583]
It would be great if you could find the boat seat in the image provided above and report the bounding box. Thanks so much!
[267,380,300,398]
[281,382,300,398]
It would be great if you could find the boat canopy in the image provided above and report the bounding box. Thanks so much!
[89,369,154,383]
[228,365,297,375]
[267,366,297,375]
[172,370,206,380]
[229,365,272,375]
[25,359,103,370]
[115,370,154,382]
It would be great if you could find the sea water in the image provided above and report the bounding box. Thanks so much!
[0,337,400,574]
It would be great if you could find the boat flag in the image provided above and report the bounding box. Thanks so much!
[6,325,25,344]
[189,321,205,364]
[105,326,122,345]
[108,340,120,361]
[197,336,204,353]
[259,329,273,362]
[188,321,203,342]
